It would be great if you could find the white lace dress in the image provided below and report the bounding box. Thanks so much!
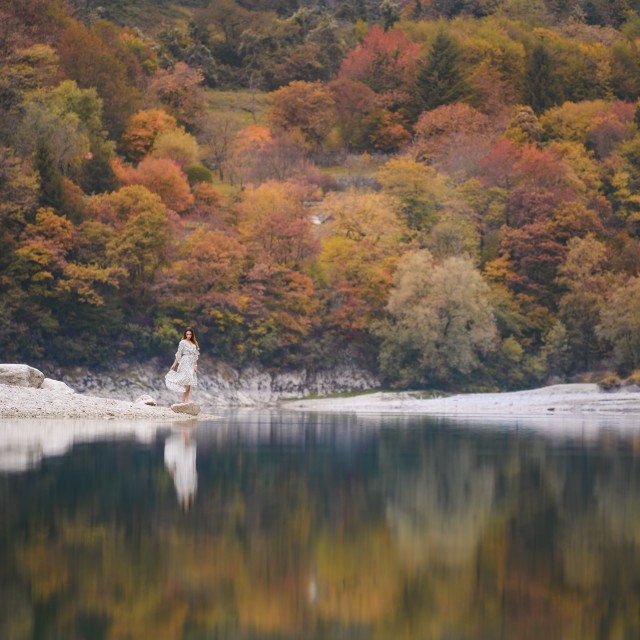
[165,339,199,393]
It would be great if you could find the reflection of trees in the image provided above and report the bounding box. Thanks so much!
[1,426,640,639]
[383,440,495,568]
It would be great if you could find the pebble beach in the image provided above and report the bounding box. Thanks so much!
[0,382,206,420]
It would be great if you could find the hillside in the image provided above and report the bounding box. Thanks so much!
[3,0,640,390]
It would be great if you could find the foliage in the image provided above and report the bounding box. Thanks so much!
[414,28,472,115]
[377,250,497,387]
[4,0,640,382]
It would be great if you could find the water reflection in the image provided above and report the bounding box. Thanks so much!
[164,430,197,510]
[0,413,639,639]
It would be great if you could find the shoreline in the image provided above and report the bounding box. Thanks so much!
[281,383,640,417]
[0,383,216,421]
[3,380,640,422]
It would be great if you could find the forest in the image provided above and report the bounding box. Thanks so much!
[4,0,640,389]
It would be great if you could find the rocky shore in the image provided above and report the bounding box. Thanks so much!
[0,364,214,420]
[5,360,640,422]
[284,383,640,417]
[50,358,379,408]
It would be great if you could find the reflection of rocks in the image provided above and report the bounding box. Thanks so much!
[384,444,495,567]
[0,419,160,473]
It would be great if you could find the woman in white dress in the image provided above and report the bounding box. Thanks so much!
[165,327,199,403]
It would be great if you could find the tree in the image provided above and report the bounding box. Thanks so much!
[597,275,640,372]
[107,191,170,283]
[268,81,335,152]
[521,43,561,114]
[0,146,38,265]
[196,114,238,181]
[338,25,418,110]
[319,190,406,337]
[380,0,401,31]
[151,128,200,167]
[328,78,377,150]
[237,181,318,270]
[17,100,89,174]
[241,135,316,184]
[121,109,178,162]
[376,155,451,231]
[33,138,67,213]
[412,103,490,163]
[234,181,320,361]
[112,157,194,214]
[148,62,206,130]
[377,250,496,387]
[168,228,247,348]
[414,28,472,115]
[557,235,610,371]
[57,22,143,137]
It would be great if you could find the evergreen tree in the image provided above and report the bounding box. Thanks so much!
[356,0,368,21]
[521,43,561,114]
[380,0,401,31]
[414,28,472,115]
[34,138,67,213]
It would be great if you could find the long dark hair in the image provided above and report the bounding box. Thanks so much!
[183,327,199,350]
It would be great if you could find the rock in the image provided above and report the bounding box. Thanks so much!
[134,394,157,406]
[41,378,75,394]
[171,403,200,416]
[0,364,45,388]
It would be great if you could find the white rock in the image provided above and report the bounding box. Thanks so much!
[134,394,157,406]
[0,364,45,388]
[41,378,75,394]
[171,403,200,416]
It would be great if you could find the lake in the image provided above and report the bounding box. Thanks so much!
[1,411,639,639]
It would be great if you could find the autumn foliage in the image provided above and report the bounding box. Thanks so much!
[5,0,640,386]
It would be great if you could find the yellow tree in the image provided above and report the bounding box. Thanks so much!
[376,156,451,232]
[319,190,407,335]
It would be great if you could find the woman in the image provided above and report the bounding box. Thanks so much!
[165,327,199,403]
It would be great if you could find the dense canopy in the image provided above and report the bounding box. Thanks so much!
[3,0,640,388]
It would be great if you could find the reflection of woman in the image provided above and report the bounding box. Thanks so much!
[165,327,199,403]
[164,430,197,511]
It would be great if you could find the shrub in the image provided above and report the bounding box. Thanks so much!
[185,163,213,185]
[598,373,621,391]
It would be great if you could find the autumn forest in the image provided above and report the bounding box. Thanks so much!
[4,0,640,389]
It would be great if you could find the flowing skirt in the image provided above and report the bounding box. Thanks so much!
[165,356,198,393]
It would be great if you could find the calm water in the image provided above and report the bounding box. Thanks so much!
[1,412,640,640]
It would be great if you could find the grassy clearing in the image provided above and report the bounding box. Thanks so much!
[205,89,270,128]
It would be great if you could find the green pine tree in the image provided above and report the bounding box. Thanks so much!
[356,0,368,21]
[414,28,472,115]
[521,43,561,114]
[380,0,401,31]
[34,138,67,213]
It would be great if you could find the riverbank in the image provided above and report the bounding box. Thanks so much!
[0,383,214,420]
[4,375,640,421]
[283,383,640,416]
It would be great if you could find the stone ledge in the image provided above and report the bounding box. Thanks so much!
[171,403,200,416]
